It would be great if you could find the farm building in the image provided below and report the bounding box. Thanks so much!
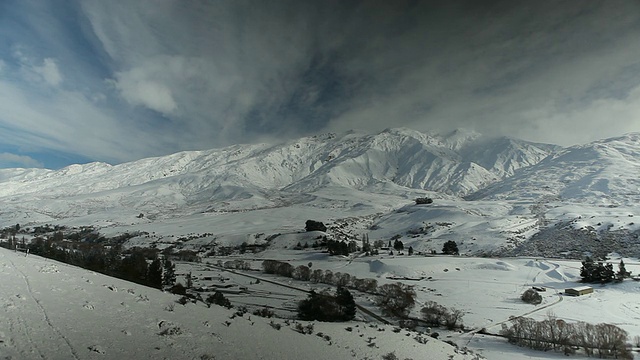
[565,286,593,296]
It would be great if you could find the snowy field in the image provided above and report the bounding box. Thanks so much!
[177,252,640,360]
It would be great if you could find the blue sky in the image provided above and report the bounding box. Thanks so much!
[0,0,639,169]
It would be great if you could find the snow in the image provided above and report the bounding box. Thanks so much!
[0,249,476,360]
[0,128,639,358]
[567,285,594,292]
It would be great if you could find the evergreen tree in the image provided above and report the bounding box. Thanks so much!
[442,240,459,255]
[408,246,414,256]
[601,262,615,283]
[580,256,595,282]
[162,259,176,288]
[617,259,630,282]
[119,251,148,284]
[580,257,616,283]
[147,257,163,289]
[335,287,356,321]
[298,288,356,322]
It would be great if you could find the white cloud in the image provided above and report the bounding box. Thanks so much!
[33,58,63,86]
[0,153,43,168]
[111,75,177,115]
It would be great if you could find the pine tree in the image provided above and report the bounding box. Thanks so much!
[442,240,459,255]
[147,257,163,289]
[580,257,595,282]
[601,262,615,283]
[162,259,176,288]
[616,260,629,282]
[119,251,148,284]
[336,287,356,321]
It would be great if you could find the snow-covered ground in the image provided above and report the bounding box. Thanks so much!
[1,129,639,358]
[0,248,478,360]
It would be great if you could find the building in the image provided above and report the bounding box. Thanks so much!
[565,286,593,296]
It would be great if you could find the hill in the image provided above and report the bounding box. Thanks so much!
[0,129,638,257]
[0,248,477,360]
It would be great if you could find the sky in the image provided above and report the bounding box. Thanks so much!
[0,0,639,169]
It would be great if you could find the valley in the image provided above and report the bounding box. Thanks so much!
[0,128,639,359]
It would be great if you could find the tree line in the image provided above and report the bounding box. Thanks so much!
[262,260,378,292]
[500,313,631,359]
[3,236,176,290]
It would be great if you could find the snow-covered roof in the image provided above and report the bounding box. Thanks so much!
[566,286,593,291]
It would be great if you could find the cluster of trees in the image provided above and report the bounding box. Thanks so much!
[420,301,464,329]
[262,260,378,293]
[580,257,630,283]
[305,220,327,232]
[325,239,357,256]
[298,287,356,322]
[501,314,631,359]
[24,238,175,289]
[415,197,433,205]
[442,240,459,255]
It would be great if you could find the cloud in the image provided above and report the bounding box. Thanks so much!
[1,0,640,169]
[32,58,63,86]
[0,152,43,168]
[110,73,177,115]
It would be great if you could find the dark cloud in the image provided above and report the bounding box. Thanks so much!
[0,0,639,168]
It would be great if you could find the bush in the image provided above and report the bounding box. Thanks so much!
[206,291,233,309]
[382,352,398,360]
[253,307,275,318]
[169,283,187,296]
[521,288,542,305]
[294,322,314,334]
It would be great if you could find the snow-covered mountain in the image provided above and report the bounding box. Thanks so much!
[1,128,638,257]
[0,128,555,213]
[467,133,640,206]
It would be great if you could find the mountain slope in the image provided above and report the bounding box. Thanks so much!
[0,128,558,223]
[467,133,640,206]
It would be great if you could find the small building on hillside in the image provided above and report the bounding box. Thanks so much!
[565,286,593,296]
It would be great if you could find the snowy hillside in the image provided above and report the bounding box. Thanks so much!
[0,129,638,257]
[0,128,555,220]
[0,248,477,360]
[467,133,640,206]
